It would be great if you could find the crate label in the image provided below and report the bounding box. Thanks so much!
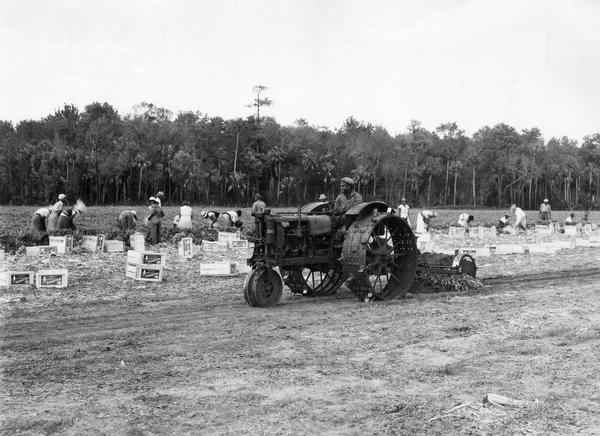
[39,246,58,254]
[229,239,249,249]
[11,273,33,285]
[40,274,64,286]
[142,254,163,265]
[140,268,161,279]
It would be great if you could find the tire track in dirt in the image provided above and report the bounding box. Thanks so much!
[481,267,600,286]
[4,266,600,347]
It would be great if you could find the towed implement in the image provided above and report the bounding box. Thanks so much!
[244,201,476,307]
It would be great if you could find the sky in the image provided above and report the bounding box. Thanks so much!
[1,0,599,142]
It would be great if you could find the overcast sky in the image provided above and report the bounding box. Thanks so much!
[1,0,599,142]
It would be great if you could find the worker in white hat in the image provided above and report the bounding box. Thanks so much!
[47,193,66,231]
[397,197,410,226]
[539,198,551,222]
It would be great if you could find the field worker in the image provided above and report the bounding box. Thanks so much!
[217,210,243,229]
[511,204,527,231]
[252,194,266,215]
[416,210,437,233]
[457,213,474,228]
[118,210,137,233]
[497,214,512,233]
[565,213,576,225]
[31,207,50,233]
[583,211,589,222]
[47,193,66,231]
[56,201,86,231]
[318,193,328,202]
[398,197,410,226]
[147,196,164,245]
[155,191,165,207]
[177,201,193,230]
[173,214,180,229]
[332,177,363,215]
[539,199,552,221]
[200,210,220,228]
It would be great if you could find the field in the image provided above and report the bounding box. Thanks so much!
[1,205,600,435]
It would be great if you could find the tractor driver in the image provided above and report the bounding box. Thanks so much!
[332,177,363,215]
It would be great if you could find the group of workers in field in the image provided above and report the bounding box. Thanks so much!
[32,180,591,244]
[31,190,252,246]
[31,194,87,233]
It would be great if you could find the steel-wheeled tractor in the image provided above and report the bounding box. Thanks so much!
[243,201,476,307]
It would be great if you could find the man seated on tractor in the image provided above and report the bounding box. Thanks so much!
[331,177,363,243]
[332,177,362,215]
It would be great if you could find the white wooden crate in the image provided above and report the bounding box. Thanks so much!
[25,245,58,256]
[535,224,553,235]
[551,239,576,250]
[130,232,146,252]
[218,231,241,242]
[36,269,68,288]
[417,233,432,242]
[82,234,105,252]
[127,250,166,267]
[202,240,228,251]
[126,264,163,282]
[563,225,579,236]
[49,235,73,254]
[104,240,125,252]
[200,261,239,276]
[449,226,466,238]
[494,244,526,255]
[458,247,478,257]
[228,239,249,249]
[477,226,496,239]
[178,238,194,258]
[0,271,35,287]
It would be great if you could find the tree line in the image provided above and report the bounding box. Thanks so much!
[1,100,599,210]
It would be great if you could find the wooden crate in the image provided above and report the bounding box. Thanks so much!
[477,226,496,239]
[82,234,105,252]
[229,239,249,249]
[25,245,58,256]
[127,250,166,267]
[417,233,432,242]
[36,269,68,288]
[104,240,125,252]
[458,247,478,257]
[218,231,241,242]
[202,240,228,251]
[535,224,553,235]
[449,226,466,238]
[48,235,74,254]
[563,225,579,236]
[494,244,526,255]
[200,261,239,276]
[0,271,35,287]
[130,232,146,252]
[236,261,252,274]
[551,239,576,250]
[178,238,194,258]
[125,264,163,282]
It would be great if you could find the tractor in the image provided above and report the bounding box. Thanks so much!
[243,200,476,307]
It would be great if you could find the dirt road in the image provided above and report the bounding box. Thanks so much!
[2,247,600,435]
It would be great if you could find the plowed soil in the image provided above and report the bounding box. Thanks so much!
[2,240,600,435]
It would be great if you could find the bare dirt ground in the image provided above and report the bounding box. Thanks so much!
[2,241,600,435]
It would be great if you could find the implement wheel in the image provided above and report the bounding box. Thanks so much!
[283,266,345,297]
[244,266,283,308]
[342,213,417,301]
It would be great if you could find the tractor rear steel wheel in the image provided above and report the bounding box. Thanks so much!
[245,266,283,308]
[342,214,417,301]
[283,266,345,297]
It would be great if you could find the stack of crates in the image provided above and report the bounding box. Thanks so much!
[126,250,166,282]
